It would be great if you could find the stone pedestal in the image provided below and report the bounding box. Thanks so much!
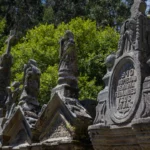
[88,1,150,149]
[89,125,139,150]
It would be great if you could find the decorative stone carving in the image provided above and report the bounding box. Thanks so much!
[0,31,14,107]
[117,19,136,58]
[35,30,92,149]
[2,107,32,147]
[89,0,150,150]
[35,92,92,149]
[5,81,20,119]
[52,31,90,119]
[52,30,79,103]
[39,109,72,142]
[116,0,147,58]
[19,59,41,128]
[58,30,78,88]
[94,53,115,125]
[0,30,93,150]
[109,55,141,124]
[141,60,150,118]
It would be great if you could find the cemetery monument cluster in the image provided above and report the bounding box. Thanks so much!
[1,0,150,150]
[89,0,150,150]
[0,29,93,150]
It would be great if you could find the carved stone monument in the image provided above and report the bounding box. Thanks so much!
[19,59,41,128]
[58,30,78,86]
[52,30,78,99]
[35,30,92,149]
[94,53,115,125]
[1,59,41,147]
[0,31,93,150]
[5,81,20,119]
[0,31,14,108]
[89,0,150,150]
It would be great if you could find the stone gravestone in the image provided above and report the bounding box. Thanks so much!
[94,53,115,125]
[89,0,150,150]
[19,59,41,128]
[0,31,15,147]
[0,31,14,113]
[35,30,93,150]
[52,30,78,99]
[1,59,41,148]
[0,30,93,150]
[5,81,20,120]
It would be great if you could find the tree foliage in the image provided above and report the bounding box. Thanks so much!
[0,0,43,35]
[42,0,133,28]
[2,18,119,104]
[42,0,88,25]
[0,19,6,49]
[87,0,133,28]
[0,0,133,44]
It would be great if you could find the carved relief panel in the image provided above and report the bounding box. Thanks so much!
[109,55,141,124]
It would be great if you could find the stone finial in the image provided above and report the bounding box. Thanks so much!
[0,31,13,107]
[58,30,77,88]
[131,0,146,18]
[105,53,116,72]
[19,59,41,128]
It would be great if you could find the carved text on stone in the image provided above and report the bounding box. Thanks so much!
[115,67,137,115]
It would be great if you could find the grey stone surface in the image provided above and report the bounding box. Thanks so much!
[35,92,92,149]
[5,82,20,119]
[80,99,97,119]
[34,30,92,149]
[89,0,150,149]
[19,59,41,128]
[0,30,93,149]
[0,31,14,107]
[58,30,78,89]
[52,31,91,118]
[2,107,32,147]
[94,53,115,125]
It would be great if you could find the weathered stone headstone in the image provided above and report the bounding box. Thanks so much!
[0,30,93,150]
[0,31,14,109]
[2,107,32,147]
[58,30,78,87]
[35,30,93,150]
[19,59,41,128]
[94,53,115,125]
[5,81,20,119]
[89,0,150,150]
[0,59,41,148]
[52,30,78,99]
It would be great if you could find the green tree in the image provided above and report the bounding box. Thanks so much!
[88,0,133,28]
[0,0,43,35]
[0,19,6,49]
[42,0,133,29]
[42,0,88,25]
[4,17,119,104]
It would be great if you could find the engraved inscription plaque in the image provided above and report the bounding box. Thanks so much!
[109,56,141,124]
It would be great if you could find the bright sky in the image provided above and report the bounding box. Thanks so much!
[146,0,150,13]
[147,0,150,6]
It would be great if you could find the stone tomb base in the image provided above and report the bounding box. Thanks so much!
[0,140,93,150]
[88,118,150,150]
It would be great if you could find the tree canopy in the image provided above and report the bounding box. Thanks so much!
[42,0,134,28]
[0,0,136,104]
[0,0,134,36]
[0,0,43,35]
[0,18,118,104]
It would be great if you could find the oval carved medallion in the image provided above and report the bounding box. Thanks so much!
[109,56,141,124]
